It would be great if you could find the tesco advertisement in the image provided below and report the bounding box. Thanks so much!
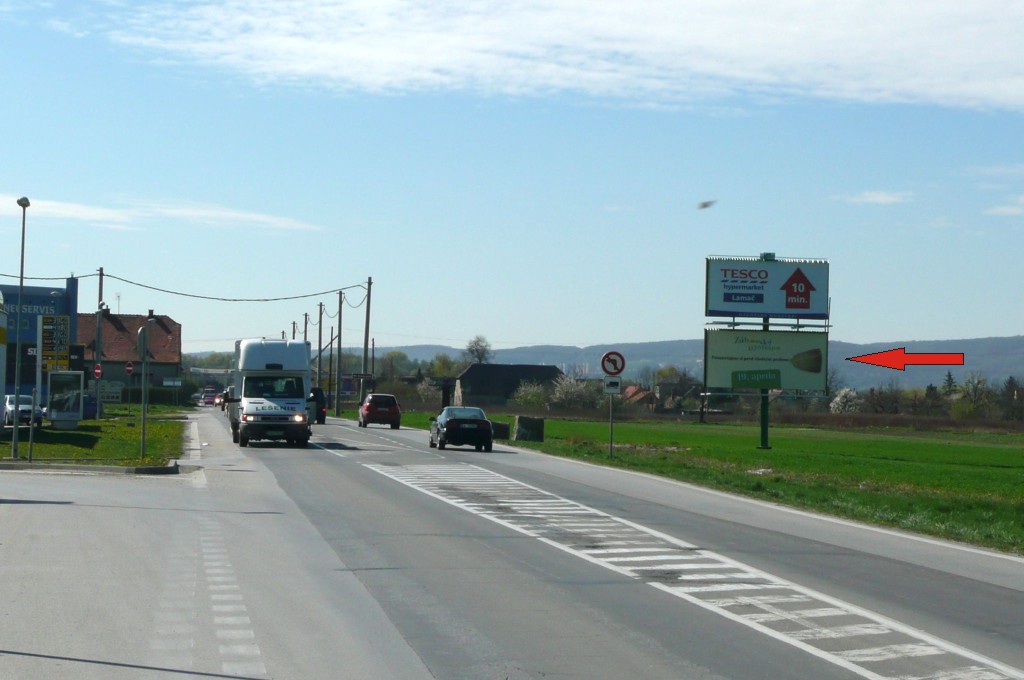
[705,257,830,320]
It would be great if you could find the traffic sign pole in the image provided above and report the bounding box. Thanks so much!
[125,361,135,422]
[601,351,626,458]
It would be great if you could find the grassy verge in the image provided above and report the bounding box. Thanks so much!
[405,411,1024,555]
[0,404,191,467]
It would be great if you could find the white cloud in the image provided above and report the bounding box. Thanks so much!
[970,164,1024,177]
[840,191,914,205]
[0,194,322,232]
[985,196,1024,217]
[91,0,1024,109]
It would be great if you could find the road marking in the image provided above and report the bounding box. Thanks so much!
[194,515,268,677]
[365,463,1024,680]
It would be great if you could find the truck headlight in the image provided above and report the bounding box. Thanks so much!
[291,413,307,423]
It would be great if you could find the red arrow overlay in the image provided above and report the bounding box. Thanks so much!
[846,347,965,371]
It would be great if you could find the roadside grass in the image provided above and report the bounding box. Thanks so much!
[1,404,191,467]
[404,412,1024,555]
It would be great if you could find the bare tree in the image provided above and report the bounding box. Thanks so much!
[635,365,655,389]
[464,335,494,364]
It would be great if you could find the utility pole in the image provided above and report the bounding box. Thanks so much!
[303,313,309,345]
[335,290,343,416]
[327,325,333,407]
[96,267,105,419]
[360,277,372,402]
[317,302,324,388]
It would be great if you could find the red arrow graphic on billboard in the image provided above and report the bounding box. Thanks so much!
[846,347,965,371]
[781,268,815,309]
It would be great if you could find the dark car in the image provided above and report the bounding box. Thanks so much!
[309,387,327,424]
[358,393,401,429]
[429,406,493,452]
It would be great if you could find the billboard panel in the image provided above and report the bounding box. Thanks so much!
[48,371,85,421]
[704,329,828,392]
[706,257,829,319]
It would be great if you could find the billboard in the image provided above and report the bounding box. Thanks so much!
[48,371,85,422]
[706,257,829,320]
[704,329,828,392]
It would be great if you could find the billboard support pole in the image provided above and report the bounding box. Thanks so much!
[759,315,771,450]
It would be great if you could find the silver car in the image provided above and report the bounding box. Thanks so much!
[3,394,43,427]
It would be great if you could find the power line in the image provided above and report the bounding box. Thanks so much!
[0,271,367,304]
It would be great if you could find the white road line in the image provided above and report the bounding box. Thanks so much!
[365,462,1024,680]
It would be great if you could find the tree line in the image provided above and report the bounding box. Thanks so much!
[185,337,1024,422]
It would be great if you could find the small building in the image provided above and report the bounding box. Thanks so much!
[454,363,563,407]
[77,310,183,388]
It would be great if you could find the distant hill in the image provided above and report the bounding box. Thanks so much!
[375,336,1024,391]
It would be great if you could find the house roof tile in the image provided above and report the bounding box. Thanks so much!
[77,312,182,364]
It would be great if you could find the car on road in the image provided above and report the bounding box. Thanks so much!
[4,394,43,427]
[202,389,217,406]
[429,406,493,451]
[309,387,327,424]
[357,393,401,429]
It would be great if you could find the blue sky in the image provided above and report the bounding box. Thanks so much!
[2,1,1023,356]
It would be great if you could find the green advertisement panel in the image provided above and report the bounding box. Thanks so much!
[704,329,828,392]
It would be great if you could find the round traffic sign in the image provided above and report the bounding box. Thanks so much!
[601,351,625,376]
[125,361,134,376]
[93,363,102,379]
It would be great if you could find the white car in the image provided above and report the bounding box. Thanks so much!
[4,394,43,427]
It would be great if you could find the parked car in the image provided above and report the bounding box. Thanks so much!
[309,387,327,424]
[358,393,401,429]
[429,406,493,452]
[4,394,43,427]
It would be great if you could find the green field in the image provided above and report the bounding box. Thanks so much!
[406,412,1024,555]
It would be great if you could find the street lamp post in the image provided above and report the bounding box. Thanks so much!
[12,197,30,459]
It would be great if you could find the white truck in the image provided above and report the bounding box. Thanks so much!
[227,338,314,448]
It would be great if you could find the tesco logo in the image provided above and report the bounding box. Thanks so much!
[720,268,769,280]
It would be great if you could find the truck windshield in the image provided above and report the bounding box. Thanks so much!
[244,377,304,398]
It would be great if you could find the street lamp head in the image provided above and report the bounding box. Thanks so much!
[16,196,30,208]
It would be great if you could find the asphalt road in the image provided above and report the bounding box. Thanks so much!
[0,408,1021,679]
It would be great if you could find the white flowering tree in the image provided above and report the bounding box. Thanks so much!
[829,387,861,414]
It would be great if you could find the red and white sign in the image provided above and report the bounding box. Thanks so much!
[705,257,829,320]
[781,267,815,310]
[125,361,134,376]
[93,363,102,379]
[601,351,625,376]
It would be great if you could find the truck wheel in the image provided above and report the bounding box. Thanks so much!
[239,434,249,447]
[232,429,239,443]
[297,438,309,448]
[391,422,400,430]
[438,438,446,450]
[484,442,493,452]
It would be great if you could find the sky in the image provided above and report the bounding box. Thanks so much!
[1,1,1023,357]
